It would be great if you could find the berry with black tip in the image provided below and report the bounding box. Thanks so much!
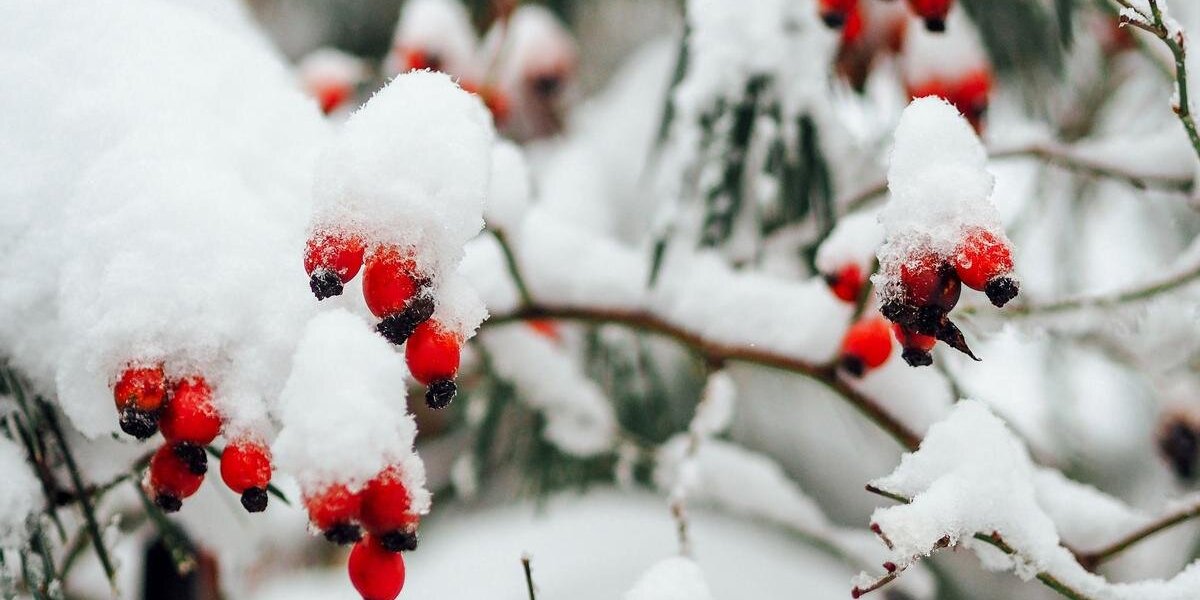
[1159,417,1200,481]
[954,228,1018,307]
[305,230,366,300]
[824,263,864,304]
[305,483,363,545]
[220,439,273,513]
[907,0,953,32]
[406,320,462,409]
[114,364,167,439]
[148,443,205,513]
[363,246,423,319]
[160,376,222,445]
[360,467,420,552]
[818,0,856,29]
[893,324,936,367]
[348,534,406,600]
[839,317,894,377]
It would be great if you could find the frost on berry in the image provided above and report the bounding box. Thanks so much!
[875,97,1016,364]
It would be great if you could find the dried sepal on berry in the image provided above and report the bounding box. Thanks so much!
[305,229,366,300]
[305,483,365,545]
[220,439,273,513]
[114,363,167,439]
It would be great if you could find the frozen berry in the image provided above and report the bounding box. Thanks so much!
[348,535,406,600]
[954,228,1018,307]
[148,443,205,512]
[114,364,167,412]
[305,483,363,545]
[160,377,222,445]
[405,321,461,385]
[360,467,421,552]
[956,69,992,133]
[819,0,857,29]
[840,317,894,377]
[825,263,864,304]
[893,324,936,367]
[220,439,273,513]
[363,246,423,319]
[305,230,366,300]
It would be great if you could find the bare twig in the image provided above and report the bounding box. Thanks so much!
[491,229,534,307]
[521,553,537,600]
[1076,499,1200,569]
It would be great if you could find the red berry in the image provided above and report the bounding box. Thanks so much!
[906,0,953,31]
[461,80,511,127]
[954,228,1013,291]
[892,323,936,352]
[954,69,992,133]
[148,443,205,512]
[348,535,406,600]
[360,467,420,548]
[160,376,222,445]
[315,84,352,115]
[220,439,273,513]
[841,3,864,43]
[114,364,166,412]
[527,319,560,341]
[305,483,363,543]
[819,0,857,28]
[305,230,366,300]
[825,263,864,303]
[305,231,365,281]
[405,321,461,385]
[898,252,946,306]
[401,48,442,72]
[840,317,894,377]
[362,246,421,319]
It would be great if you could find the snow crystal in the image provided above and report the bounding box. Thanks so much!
[0,436,38,547]
[311,70,494,281]
[875,97,1007,301]
[386,0,479,79]
[480,326,618,456]
[274,310,429,513]
[624,557,714,600]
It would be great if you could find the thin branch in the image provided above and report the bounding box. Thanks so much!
[988,255,1200,317]
[1076,499,1200,569]
[491,229,534,307]
[521,553,537,600]
[863,486,1094,600]
[485,306,923,451]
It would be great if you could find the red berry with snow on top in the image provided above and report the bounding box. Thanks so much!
[881,251,975,362]
[220,439,273,513]
[819,0,858,29]
[305,230,366,300]
[160,376,222,446]
[954,227,1018,307]
[348,535,407,600]
[405,320,461,409]
[906,0,954,31]
[148,443,206,513]
[360,467,421,552]
[839,317,894,377]
[825,263,865,304]
[363,245,434,345]
[305,483,364,545]
[114,363,167,439]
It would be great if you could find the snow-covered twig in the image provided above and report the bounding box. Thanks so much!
[1113,0,1200,162]
[486,305,923,451]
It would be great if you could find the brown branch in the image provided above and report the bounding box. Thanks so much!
[484,305,923,452]
[1076,499,1200,569]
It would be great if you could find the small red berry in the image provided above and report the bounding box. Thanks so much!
[954,228,1018,307]
[401,48,442,72]
[840,317,894,377]
[893,323,936,367]
[819,0,857,28]
[305,483,364,545]
[898,252,948,307]
[305,230,366,300]
[148,443,205,513]
[348,535,406,600]
[461,80,511,127]
[114,364,167,412]
[825,263,864,304]
[362,246,422,319]
[406,320,461,409]
[160,376,222,446]
[360,467,420,552]
[906,0,954,31]
[527,319,560,341]
[954,69,992,133]
[220,439,273,513]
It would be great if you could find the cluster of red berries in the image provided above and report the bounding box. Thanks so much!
[115,365,273,513]
[821,0,954,34]
[304,230,464,409]
[879,228,1018,365]
[304,467,421,600]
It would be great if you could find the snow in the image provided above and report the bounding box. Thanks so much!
[866,401,1200,599]
[482,4,578,140]
[479,325,618,456]
[486,141,534,233]
[624,557,714,600]
[386,0,479,79]
[0,435,38,547]
[815,208,885,278]
[273,310,429,512]
[875,97,1009,302]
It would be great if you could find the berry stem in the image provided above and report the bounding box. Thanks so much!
[521,553,537,600]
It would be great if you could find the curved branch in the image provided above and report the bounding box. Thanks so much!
[989,256,1200,318]
[1076,499,1200,569]
[484,305,923,452]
